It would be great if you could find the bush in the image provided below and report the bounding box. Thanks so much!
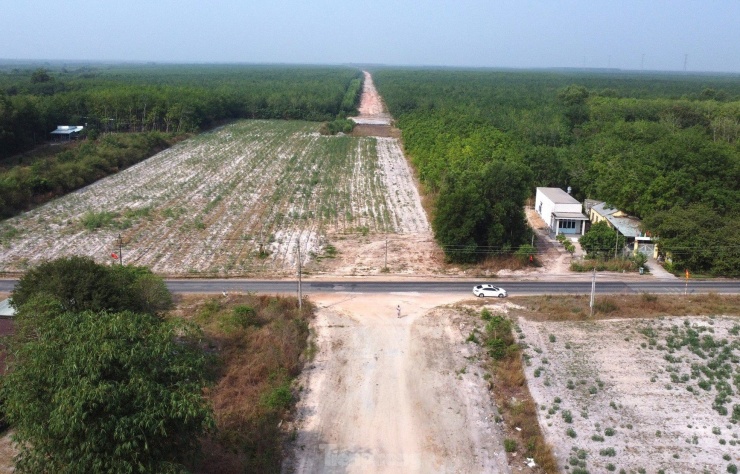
[484,315,514,360]
[11,256,171,316]
[514,244,537,264]
[594,298,619,314]
[1,311,213,472]
[320,118,356,135]
[260,383,293,410]
[504,438,517,452]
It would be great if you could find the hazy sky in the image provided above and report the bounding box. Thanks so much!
[3,0,740,72]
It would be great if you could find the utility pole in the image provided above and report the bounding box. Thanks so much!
[385,233,388,269]
[590,268,596,317]
[297,244,302,310]
[118,234,123,266]
[614,227,619,260]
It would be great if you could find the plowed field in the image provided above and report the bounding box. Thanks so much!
[0,120,433,276]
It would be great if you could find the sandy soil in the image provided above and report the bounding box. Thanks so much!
[352,71,392,125]
[284,293,512,473]
[0,118,437,278]
[517,314,740,473]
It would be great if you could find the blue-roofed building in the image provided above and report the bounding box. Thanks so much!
[589,202,656,257]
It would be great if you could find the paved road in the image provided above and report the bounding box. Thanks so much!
[1,278,738,296]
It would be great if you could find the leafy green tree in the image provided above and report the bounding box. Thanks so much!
[434,161,532,262]
[579,221,625,259]
[29,68,51,84]
[2,310,213,473]
[643,203,740,276]
[11,256,171,315]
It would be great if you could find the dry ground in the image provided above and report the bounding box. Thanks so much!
[0,120,437,277]
[284,293,513,473]
[505,296,740,474]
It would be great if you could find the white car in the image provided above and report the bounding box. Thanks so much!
[473,284,507,298]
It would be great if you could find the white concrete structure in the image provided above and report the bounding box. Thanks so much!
[535,187,588,235]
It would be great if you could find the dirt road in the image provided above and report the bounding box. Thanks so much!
[285,293,511,473]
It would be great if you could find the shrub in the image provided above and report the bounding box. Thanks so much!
[81,210,116,230]
[260,383,293,410]
[2,311,212,472]
[504,438,517,452]
[594,298,619,314]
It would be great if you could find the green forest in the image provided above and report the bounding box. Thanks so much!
[2,63,739,275]
[0,64,362,216]
[371,68,740,275]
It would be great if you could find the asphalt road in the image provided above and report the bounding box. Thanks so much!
[1,278,738,296]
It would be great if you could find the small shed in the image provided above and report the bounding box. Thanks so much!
[50,125,84,140]
[535,187,588,236]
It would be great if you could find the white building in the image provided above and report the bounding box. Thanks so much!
[534,187,588,235]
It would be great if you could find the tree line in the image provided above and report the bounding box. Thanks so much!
[371,68,740,274]
[0,64,362,218]
[0,64,362,159]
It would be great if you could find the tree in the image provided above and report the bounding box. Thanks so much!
[11,256,171,315]
[579,221,625,259]
[433,161,532,263]
[29,68,52,84]
[2,310,213,473]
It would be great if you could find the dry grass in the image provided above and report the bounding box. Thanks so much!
[478,310,558,473]
[512,293,740,322]
[171,293,313,473]
[476,255,540,274]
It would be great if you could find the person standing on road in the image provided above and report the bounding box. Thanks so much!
[397,304,401,318]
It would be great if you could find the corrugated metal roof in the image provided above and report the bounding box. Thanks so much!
[50,125,84,135]
[591,202,645,238]
[591,202,618,217]
[537,187,580,205]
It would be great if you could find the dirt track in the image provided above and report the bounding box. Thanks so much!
[285,293,511,473]
[284,75,512,470]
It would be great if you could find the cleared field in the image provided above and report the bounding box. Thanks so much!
[518,314,740,474]
[0,120,431,276]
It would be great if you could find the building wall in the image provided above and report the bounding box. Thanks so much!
[535,189,555,229]
[589,208,610,226]
[536,188,583,232]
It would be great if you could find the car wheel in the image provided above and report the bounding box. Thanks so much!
[497,294,505,298]
[477,293,485,298]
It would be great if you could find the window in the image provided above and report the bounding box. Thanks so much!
[558,219,577,230]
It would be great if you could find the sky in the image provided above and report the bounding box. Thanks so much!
[2,0,740,73]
